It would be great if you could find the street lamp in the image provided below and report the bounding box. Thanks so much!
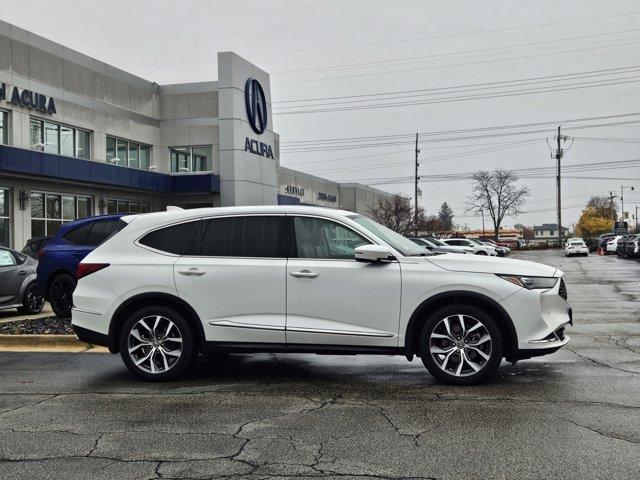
[478,209,485,238]
[621,185,635,222]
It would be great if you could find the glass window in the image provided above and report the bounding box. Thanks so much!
[86,220,124,246]
[44,122,59,154]
[0,111,7,145]
[292,217,368,259]
[200,216,285,258]
[62,196,76,221]
[116,139,127,167]
[128,143,139,169]
[348,215,425,257]
[31,192,91,237]
[63,223,92,245]
[106,136,116,162]
[0,188,9,247]
[170,146,213,172]
[139,146,150,170]
[140,221,203,255]
[108,199,151,214]
[0,249,17,267]
[140,203,151,213]
[107,199,117,214]
[60,125,74,157]
[76,130,90,159]
[77,197,91,218]
[30,118,42,148]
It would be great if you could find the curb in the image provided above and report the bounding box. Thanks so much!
[0,334,88,351]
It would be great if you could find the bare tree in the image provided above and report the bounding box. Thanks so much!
[369,194,416,234]
[586,195,617,219]
[466,169,529,240]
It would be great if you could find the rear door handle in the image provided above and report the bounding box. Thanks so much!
[177,267,206,276]
[289,270,319,278]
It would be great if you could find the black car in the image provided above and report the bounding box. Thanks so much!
[21,236,52,259]
[623,234,640,258]
[616,235,633,256]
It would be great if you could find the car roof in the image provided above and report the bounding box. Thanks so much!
[121,205,360,229]
[51,214,125,239]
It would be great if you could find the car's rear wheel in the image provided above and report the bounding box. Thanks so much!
[419,305,503,385]
[49,274,76,319]
[119,306,195,381]
[17,282,45,315]
[476,251,488,255]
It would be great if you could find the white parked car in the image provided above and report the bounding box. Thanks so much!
[565,240,588,257]
[606,236,622,254]
[442,238,498,256]
[72,206,572,385]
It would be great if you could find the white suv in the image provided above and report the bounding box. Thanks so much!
[72,206,572,385]
[442,238,497,256]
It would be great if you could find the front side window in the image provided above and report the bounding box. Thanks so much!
[0,248,16,267]
[348,215,425,257]
[292,217,368,260]
[0,188,10,247]
[31,192,92,237]
[30,118,90,158]
[170,145,212,173]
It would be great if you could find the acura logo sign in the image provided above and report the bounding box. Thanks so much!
[245,77,268,134]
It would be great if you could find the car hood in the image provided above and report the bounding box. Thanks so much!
[426,253,558,277]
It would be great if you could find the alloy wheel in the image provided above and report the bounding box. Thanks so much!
[429,314,492,377]
[25,285,45,313]
[127,315,183,374]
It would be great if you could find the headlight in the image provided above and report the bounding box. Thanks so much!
[498,275,558,289]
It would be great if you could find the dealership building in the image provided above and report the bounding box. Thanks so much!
[0,20,391,249]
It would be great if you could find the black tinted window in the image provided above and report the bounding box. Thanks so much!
[64,224,93,245]
[86,220,125,246]
[200,216,284,257]
[140,221,203,255]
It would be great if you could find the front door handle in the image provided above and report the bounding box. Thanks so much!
[289,270,319,278]
[177,267,206,276]
[18,270,28,275]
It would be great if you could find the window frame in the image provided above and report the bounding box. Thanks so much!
[106,135,152,170]
[169,145,213,173]
[0,187,10,248]
[30,191,92,237]
[29,116,90,159]
[0,110,8,146]
[106,198,152,214]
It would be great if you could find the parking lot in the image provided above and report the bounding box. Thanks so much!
[0,249,638,480]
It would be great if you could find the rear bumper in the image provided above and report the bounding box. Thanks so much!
[73,325,112,350]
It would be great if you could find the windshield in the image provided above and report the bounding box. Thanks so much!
[348,215,426,256]
[467,238,484,245]
[425,237,445,247]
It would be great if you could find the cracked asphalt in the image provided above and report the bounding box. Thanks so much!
[0,250,639,479]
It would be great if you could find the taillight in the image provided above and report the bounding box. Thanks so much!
[36,249,46,259]
[76,263,109,280]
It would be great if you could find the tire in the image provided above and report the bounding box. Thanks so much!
[17,282,45,315]
[419,304,503,386]
[476,251,488,255]
[48,274,76,319]
[119,306,195,381]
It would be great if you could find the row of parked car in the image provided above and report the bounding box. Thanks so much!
[406,236,511,256]
[0,214,124,317]
[602,233,640,258]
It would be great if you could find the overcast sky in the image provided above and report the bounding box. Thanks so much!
[4,0,640,229]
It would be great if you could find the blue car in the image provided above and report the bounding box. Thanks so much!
[37,214,125,318]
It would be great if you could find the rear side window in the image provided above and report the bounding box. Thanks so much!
[200,216,285,257]
[64,220,125,246]
[139,221,203,255]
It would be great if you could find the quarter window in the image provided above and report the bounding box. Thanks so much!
[292,217,368,260]
[139,221,203,255]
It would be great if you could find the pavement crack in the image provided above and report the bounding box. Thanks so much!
[562,418,640,446]
[567,348,640,375]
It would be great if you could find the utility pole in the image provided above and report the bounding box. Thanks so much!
[414,132,420,236]
[608,191,618,227]
[554,125,569,247]
[636,205,638,232]
[620,185,635,223]
[479,209,485,238]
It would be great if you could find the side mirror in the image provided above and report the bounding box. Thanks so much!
[354,244,393,262]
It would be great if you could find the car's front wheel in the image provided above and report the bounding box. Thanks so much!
[476,251,488,255]
[49,274,76,318]
[17,282,45,315]
[419,305,503,385]
[119,306,195,381]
